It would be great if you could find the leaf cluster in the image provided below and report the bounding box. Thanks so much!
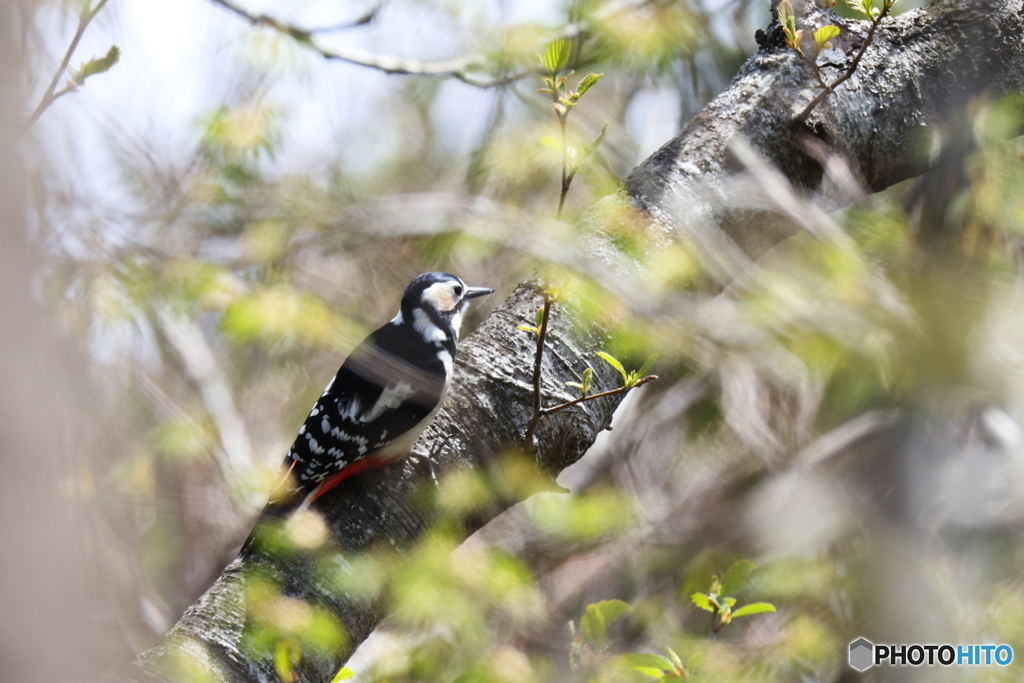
[778,0,840,58]
[690,560,776,634]
[596,351,656,390]
[569,599,632,669]
[537,39,604,119]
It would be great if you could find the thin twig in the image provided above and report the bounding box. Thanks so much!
[25,0,109,130]
[539,375,658,416]
[793,6,891,125]
[208,0,528,87]
[207,0,654,89]
[523,294,554,445]
[308,0,384,33]
[556,114,569,220]
[521,294,658,444]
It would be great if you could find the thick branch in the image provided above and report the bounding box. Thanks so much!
[612,0,1024,268]
[127,286,620,682]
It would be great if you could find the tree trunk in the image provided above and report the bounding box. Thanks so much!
[127,0,1024,679]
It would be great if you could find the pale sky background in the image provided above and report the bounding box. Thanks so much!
[24,0,700,240]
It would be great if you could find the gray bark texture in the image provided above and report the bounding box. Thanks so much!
[127,0,1024,680]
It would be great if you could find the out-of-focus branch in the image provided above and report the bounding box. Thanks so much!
[207,0,654,88]
[306,0,384,33]
[24,0,112,130]
[156,308,255,480]
[207,0,525,87]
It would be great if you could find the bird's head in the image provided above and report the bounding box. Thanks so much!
[398,272,494,344]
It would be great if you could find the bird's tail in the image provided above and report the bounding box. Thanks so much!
[239,462,305,558]
[239,496,302,558]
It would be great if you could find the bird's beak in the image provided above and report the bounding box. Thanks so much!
[465,286,495,300]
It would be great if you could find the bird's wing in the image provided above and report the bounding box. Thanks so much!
[280,323,447,496]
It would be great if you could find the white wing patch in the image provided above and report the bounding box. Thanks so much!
[360,381,415,423]
[338,397,361,421]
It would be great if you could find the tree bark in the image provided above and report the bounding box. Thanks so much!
[127,0,1024,679]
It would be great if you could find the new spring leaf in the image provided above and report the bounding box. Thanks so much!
[720,559,756,595]
[542,38,571,74]
[814,25,840,49]
[72,45,120,85]
[596,352,627,382]
[580,599,632,650]
[731,602,777,619]
[576,72,603,99]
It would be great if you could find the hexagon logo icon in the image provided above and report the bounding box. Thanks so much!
[849,638,874,671]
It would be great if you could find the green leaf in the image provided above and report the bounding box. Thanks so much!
[596,352,627,382]
[621,653,675,677]
[517,325,538,335]
[581,366,593,394]
[691,592,714,612]
[581,599,632,648]
[541,38,571,74]
[720,559,756,595]
[666,647,683,670]
[331,667,355,682]
[535,306,546,329]
[576,72,603,98]
[849,0,876,17]
[274,639,302,683]
[731,602,777,618]
[566,381,584,390]
[72,45,120,84]
[539,135,562,150]
[814,25,840,48]
[777,0,797,36]
[582,122,609,161]
[636,354,658,378]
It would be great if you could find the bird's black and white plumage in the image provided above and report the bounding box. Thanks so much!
[242,272,493,555]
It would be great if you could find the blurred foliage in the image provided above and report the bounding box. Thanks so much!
[26,0,1024,681]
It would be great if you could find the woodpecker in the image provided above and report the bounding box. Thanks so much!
[242,272,494,554]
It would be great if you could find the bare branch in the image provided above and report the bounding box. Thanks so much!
[523,294,554,445]
[540,375,659,416]
[24,0,111,130]
[307,0,384,33]
[207,0,656,88]
[207,0,529,87]
[794,4,893,125]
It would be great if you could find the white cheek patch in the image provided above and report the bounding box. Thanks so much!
[412,308,447,343]
[421,282,456,312]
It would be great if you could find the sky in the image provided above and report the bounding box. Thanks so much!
[24,0,693,241]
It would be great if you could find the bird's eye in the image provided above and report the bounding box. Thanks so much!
[454,285,463,297]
